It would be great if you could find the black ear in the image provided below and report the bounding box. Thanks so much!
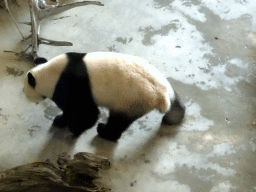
[34,57,48,65]
[28,72,36,88]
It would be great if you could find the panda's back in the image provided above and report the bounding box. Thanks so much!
[84,52,174,116]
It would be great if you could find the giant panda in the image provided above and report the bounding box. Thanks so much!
[23,52,185,141]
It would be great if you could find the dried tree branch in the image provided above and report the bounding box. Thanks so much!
[5,0,104,60]
[39,37,73,46]
[3,0,25,40]
[30,0,104,59]
[39,0,104,19]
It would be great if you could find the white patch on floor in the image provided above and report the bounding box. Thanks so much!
[210,181,236,192]
[171,0,207,22]
[180,100,214,131]
[154,142,241,178]
[201,0,256,31]
[250,139,256,152]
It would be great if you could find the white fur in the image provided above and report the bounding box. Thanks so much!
[84,52,175,116]
[24,54,68,102]
[24,52,175,117]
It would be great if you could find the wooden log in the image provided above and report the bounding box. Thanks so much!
[0,152,111,192]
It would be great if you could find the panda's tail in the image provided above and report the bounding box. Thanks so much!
[162,92,185,125]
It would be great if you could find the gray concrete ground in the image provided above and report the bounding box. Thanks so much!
[0,0,256,191]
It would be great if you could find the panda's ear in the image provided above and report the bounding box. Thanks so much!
[28,72,36,88]
[34,57,48,65]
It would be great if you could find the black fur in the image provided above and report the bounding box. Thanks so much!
[34,57,48,65]
[97,111,141,141]
[162,92,185,125]
[28,72,36,88]
[52,52,100,136]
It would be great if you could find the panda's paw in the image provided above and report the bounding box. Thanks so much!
[53,115,69,128]
[97,123,106,134]
[68,124,85,137]
[97,123,120,142]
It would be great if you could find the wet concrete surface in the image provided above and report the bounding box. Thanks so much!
[0,0,256,191]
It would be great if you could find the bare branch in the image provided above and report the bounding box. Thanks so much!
[29,0,104,60]
[39,37,73,46]
[19,21,32,25]
[4,0,104,60]
[39,1,104,19]
[4,0,25,40]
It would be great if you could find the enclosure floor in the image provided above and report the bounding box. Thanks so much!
[0,0,256,191]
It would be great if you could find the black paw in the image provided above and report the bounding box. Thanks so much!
[68,123,85,137]
[97,123,106,133]
[97,123,120,142]
[53,115,69,128]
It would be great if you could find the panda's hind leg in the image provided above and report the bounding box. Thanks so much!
[97,111,140,141]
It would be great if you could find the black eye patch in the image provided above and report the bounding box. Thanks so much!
[28,72,36,88]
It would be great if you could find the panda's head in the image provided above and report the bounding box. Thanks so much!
[23,57,49,102]
[23,55,69,103]
[23,71,47,102]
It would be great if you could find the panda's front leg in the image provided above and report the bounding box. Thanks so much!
[53,112,71,128]
[68,108,100,137]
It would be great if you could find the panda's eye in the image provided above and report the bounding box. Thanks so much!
[42,96,47,99]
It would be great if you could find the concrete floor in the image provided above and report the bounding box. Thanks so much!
[0,0,256,191]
